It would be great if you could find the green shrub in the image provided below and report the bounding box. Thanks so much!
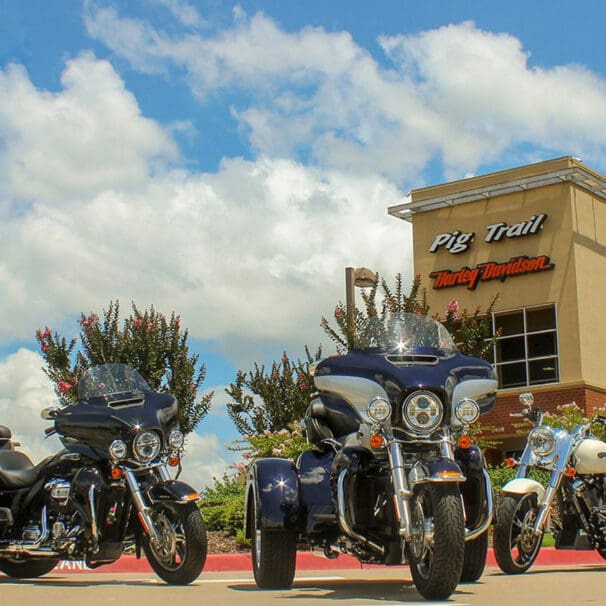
[198,473,245,535]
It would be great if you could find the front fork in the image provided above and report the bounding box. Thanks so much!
[124,466,170,545]
[386,436,492,541]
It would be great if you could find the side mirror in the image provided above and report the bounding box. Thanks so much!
[518,392,534,408]
[41,406,61,420]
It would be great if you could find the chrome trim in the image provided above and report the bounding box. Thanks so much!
[386,441,413,539]
[124,468,162,544]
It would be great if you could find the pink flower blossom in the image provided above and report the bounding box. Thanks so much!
[272,447,283,456]
[447,300,459,312]
[58,381,73,393]
[41,343,50,353]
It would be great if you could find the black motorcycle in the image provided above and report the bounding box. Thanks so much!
[244,313,497,600]
[0,363,207,584]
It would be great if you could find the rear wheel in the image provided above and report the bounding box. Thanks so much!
[251,499,297,589]
[494,493,543,574]
[406,484,465,600]
[460,530,489,582]
[143,502,207,585]
[0,557,59,578]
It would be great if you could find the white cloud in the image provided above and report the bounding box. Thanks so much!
[177,431,230,491]
[0,54,410,347]
[0,349,63,464]
[0,52,176,203]
[84,9,606,178]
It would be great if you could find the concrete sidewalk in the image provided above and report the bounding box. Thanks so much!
[52,547,606,573]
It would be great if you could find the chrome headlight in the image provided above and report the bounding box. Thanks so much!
[168,429,184,449]
[528,426,556,457]
[133,430,161,463]
[455,398,480,425]
[402,391,443,434]
[109,439,128,460]
[367,397,392,423]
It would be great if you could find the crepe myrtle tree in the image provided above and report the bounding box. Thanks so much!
[35,301,212,434]
[321,273,497,361]
[225,346,322,438]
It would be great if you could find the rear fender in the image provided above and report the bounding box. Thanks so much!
[244,458,300,538]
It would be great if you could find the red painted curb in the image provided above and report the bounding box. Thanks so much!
[50,548,605,574]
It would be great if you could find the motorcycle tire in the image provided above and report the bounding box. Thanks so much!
[406,484,465,601]
[494,493,543,574]
[251,499,296,589]
[0,557,59,578]
[460,530,489,582]
[142,502,207,585]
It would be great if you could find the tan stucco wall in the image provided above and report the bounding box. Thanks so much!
[411,181,584,385]
[571,187,606,389]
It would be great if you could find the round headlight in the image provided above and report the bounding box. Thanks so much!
[528,426,556,457]
[455,398,480,425]
[109,439,128,460]
[367,397,392,423]
[402,391,443,434]
[168,429,184,449]
[133,430,161,463]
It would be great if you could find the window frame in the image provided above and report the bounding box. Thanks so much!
[491,304,560,390]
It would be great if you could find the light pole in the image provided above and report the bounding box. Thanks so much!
[345,266,377,348]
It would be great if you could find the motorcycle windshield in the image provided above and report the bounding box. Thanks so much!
[354,313,456,355]
[78,363,152,400]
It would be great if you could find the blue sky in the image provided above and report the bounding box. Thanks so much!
[2,0,606,487]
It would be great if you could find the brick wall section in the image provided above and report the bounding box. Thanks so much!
[482,385,606,436]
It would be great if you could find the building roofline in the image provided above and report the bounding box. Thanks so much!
[388,157,606,222]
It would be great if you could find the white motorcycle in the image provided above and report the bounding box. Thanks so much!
[494,392,606,574]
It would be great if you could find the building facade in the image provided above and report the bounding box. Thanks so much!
[388,157,606,456]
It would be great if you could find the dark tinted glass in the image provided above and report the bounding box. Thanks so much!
[494,311,524,336]
[499,362,527,388]
[496,336,525,363]
[527,332,558,358]
[528,358,558,385]
[526,306,556,332]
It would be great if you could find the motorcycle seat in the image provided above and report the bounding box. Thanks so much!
[0,450,44,489]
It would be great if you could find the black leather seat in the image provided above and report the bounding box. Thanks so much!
[0,450,44,489]
[305,395,360,449]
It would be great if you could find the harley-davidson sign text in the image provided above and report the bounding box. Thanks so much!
[430,255,555,290]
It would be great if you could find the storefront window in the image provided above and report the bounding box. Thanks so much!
[492,305,559,389]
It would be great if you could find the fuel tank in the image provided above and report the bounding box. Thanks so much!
[574,438,606,475]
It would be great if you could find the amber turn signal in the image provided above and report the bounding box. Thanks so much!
[110,467,122,479]
[168,457,180,467]
[505,457,516,468]
[370,434,384,449]
[565,466,576,477]
[458,435,472,449]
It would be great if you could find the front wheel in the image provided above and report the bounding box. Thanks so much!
[251,498,297,589]
[0,557,59,578]
[406,484,465,601]
[142,502,207,585]
[494,493,543,574]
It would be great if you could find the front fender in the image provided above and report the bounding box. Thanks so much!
[502,478,545,500]
[148,479,200,504]
[245,458,300,537]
